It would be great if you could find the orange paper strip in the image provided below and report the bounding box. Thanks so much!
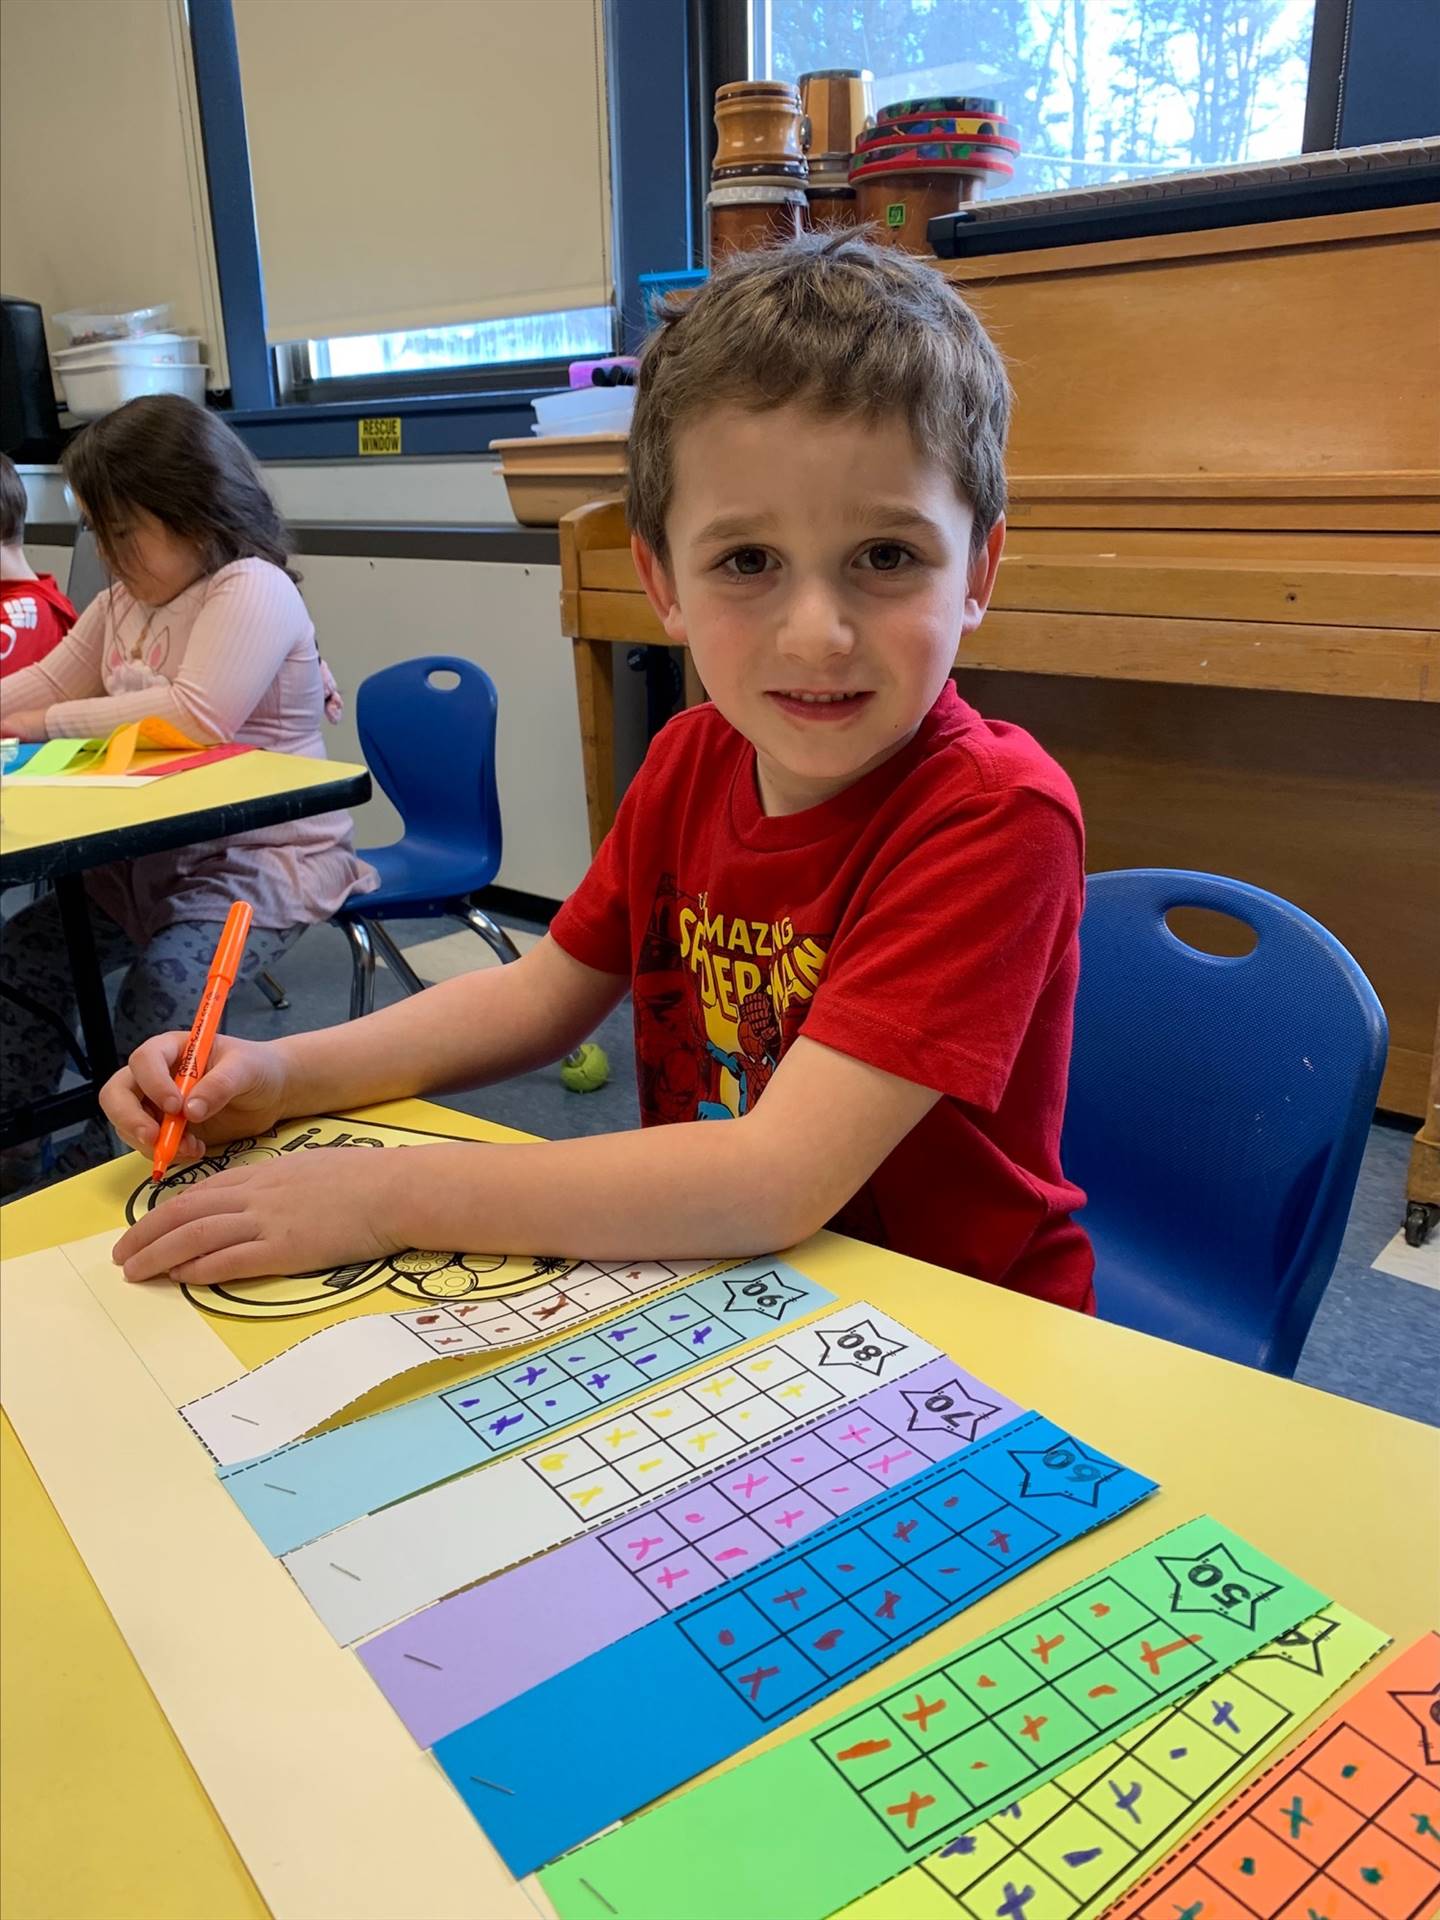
[1108,1631,1440,1920]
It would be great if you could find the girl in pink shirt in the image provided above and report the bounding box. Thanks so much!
[0,394,374,1188]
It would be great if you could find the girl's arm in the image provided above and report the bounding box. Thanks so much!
[35,563,303,742]
[0,593,108,723]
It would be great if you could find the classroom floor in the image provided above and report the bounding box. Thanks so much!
[9,907,1438,1428]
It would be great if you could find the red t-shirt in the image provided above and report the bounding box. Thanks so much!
[0,574,77,678]
[551,681,1095,1313]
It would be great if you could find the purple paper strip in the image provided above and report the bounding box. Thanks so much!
[357,1354,1020,1746]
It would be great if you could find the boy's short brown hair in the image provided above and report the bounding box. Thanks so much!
[628,231,1011,560]
[0,452,28,547]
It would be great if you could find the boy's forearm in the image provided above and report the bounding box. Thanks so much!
[372,1120,811,1263]
[273,953,613,1117]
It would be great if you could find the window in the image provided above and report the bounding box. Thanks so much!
[760,0,1318,199]
[303,306,617,383]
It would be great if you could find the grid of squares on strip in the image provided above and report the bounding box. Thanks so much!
[519,1341,857,1522]
[913,1658,1313,1919]
[438,1268,810,1454]
[1130,1720,1440,1920]
[398,1258,713,1349]
[592,1393,997,1613]
[670,1453,1070,1725]
[814,1574,1222,1857]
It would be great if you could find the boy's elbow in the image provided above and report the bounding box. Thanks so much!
[732,1115,848,1251]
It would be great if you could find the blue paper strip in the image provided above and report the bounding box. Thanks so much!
[433,1411,1157,1875]
[220,1260,833,1554]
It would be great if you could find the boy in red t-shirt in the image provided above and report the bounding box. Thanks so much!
[102,234,1094,1314]
[0,453,77,677]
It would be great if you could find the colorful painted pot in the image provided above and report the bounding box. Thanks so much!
[852,139,1019,169]
[861,113,1018,146]
[876,93,1003,120]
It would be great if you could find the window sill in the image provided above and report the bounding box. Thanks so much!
[222,386,557,461]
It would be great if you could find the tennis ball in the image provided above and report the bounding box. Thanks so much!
[560,1042,611,1093]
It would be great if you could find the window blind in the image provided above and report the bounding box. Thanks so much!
[231,0,613,345]
[0,0,226,380]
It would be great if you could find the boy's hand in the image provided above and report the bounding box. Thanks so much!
[101,1032,297,1166]
[112,1147,409,1286]
[2,709,49,740]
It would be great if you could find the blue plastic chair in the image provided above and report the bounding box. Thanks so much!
[1061,870,1387,1376]
[333,657,519,1019]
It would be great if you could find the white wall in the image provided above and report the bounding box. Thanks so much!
[295,552,591,901]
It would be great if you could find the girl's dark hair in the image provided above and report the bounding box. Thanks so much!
[61,393,300,584]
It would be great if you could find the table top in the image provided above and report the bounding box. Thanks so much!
[2,1100,1436,1920]
[0,750,371,884]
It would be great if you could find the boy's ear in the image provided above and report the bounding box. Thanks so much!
[960,516,1006,635]
[631,533,688,645]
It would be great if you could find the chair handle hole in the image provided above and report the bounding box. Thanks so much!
[426,668,462,691]
[1164,905,1259,957]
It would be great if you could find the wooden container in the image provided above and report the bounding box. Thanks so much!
[852,165,984,251]
[707,182,807,260]
[806,184,858,230]
[713,80,804,171]
[797,67,874,165]
[489,431,627,527]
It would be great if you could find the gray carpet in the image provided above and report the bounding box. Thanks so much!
[10,908,1437,1426]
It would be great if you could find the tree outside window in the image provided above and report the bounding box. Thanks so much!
[768,0,1317,198]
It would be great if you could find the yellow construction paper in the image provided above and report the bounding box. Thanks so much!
[0,1242,555,1920]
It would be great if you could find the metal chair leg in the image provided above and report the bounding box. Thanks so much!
[254,969,290,1011]
[337,918,377,1021]
[454,902,522,965]
[368,921,428,998]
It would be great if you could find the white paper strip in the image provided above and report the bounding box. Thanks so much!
[284,1304,943,1644]
[183,1259,716,1463]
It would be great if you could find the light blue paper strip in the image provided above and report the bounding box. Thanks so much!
[221,1259,833,1554]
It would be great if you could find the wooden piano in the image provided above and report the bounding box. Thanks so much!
[559,144,1440,1123]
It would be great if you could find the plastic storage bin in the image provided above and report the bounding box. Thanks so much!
[531,385,636,437]
[54,333,201,370]
[52,304,174,345]
[58,359,208,421]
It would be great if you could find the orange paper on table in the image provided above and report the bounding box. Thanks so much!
[69,717,206,776]
[1110,1631,1440,1920]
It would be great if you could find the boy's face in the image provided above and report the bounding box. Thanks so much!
[633,402,1003,816]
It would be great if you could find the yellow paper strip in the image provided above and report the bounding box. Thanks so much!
[0,1243,555,1920]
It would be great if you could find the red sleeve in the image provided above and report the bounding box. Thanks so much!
[801,786,1083,1110]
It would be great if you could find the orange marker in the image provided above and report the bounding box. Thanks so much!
[151,900,253,1183]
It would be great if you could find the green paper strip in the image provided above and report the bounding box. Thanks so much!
[839,1604,1389,1920]
[10,737,91,776]
[540,1516,1327,1920]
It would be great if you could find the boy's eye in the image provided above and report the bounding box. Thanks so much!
[858,541,913,573]
[721,546,772,577]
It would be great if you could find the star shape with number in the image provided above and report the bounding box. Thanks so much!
[1010,1436,1121,1506]
[1252,1613,1341,1675]
[901,1379,1000,1441]
[1390,1684,1440,1767]
[1157,1542,1281,1631]
[722,1271,805,1319]
[815,1320,904,1376]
